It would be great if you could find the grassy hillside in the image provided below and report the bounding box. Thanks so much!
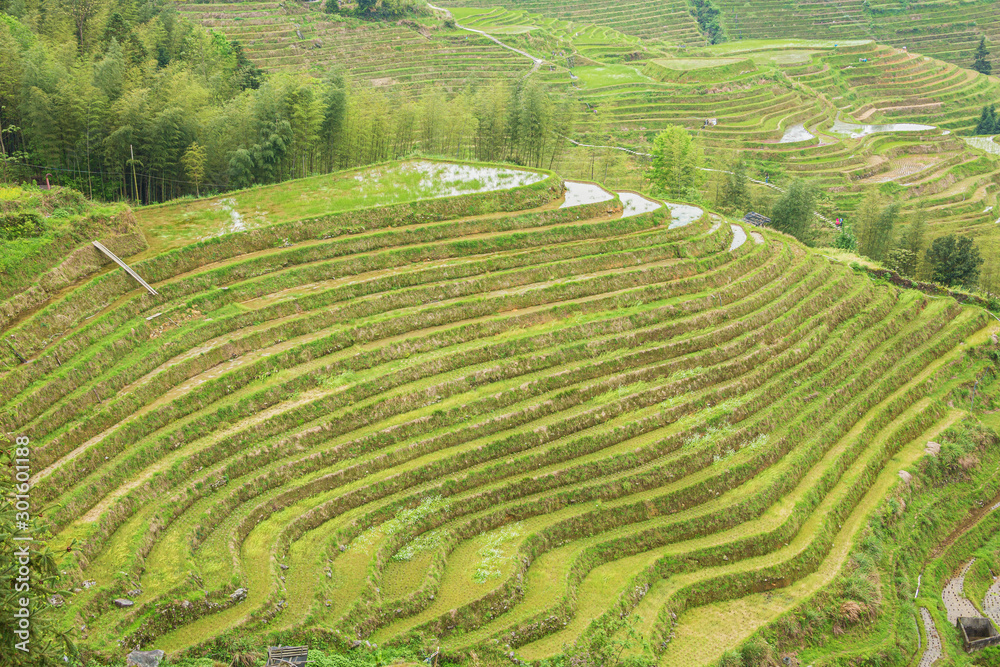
[4,160,998,667]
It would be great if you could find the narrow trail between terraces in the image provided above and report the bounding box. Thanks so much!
[427,3,543,76]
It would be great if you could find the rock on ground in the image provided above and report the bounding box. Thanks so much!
[127,650,165,667]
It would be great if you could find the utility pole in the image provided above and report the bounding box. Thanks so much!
[130,144,140,205]
[86,114,93,199]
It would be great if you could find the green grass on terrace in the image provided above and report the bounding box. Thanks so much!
[133,159,549,254]
[437,0,704,45]
[701,38,873,54]
[650,57,749,70]
[572,65,652,88]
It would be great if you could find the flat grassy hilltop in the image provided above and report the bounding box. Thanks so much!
[4,161,1000,667]
[133,160,549,254]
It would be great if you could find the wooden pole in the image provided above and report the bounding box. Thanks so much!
[5,338,26,364]
[130,144,140,205]
[92,241,158,295]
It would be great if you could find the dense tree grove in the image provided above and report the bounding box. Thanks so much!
[0,1,568,204]
[840,189,989,292]
[689,0,725,45]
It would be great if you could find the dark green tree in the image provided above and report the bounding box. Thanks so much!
[648,124,701,199]
[227,148,255,188]
[376,0,420,18]
[519,79,553,168]
[975,104,997,136]
[896,208,927,276]
[856,190,898,262]
[927,234,984,288]
[102,12,146,65]
[770,179,818,245]
[320,71,347,170]
[972,35,992,76]
[230,39,262,90]
[722,154,751,213]
[251,117,293,183]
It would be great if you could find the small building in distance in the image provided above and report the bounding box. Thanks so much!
[266,646,309,667]
[743,212,771,227]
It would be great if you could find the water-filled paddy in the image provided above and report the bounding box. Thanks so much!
[830,120,935,138]
[729,225,748,251]
[964,136,1000,155]
[561,181,615,208]
[619,192,662,218]
[666,202,704,228]
[779,124,815,143]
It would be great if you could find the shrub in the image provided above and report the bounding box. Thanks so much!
[718,650,742,667]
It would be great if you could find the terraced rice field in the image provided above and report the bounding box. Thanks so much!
[444,6,652,64]
[420,0,1000,70]
[712,0,1000,69]
[174,1,533,87]
[437,0,704,46]
[4,158,993,663]
[554,38,1000,243]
